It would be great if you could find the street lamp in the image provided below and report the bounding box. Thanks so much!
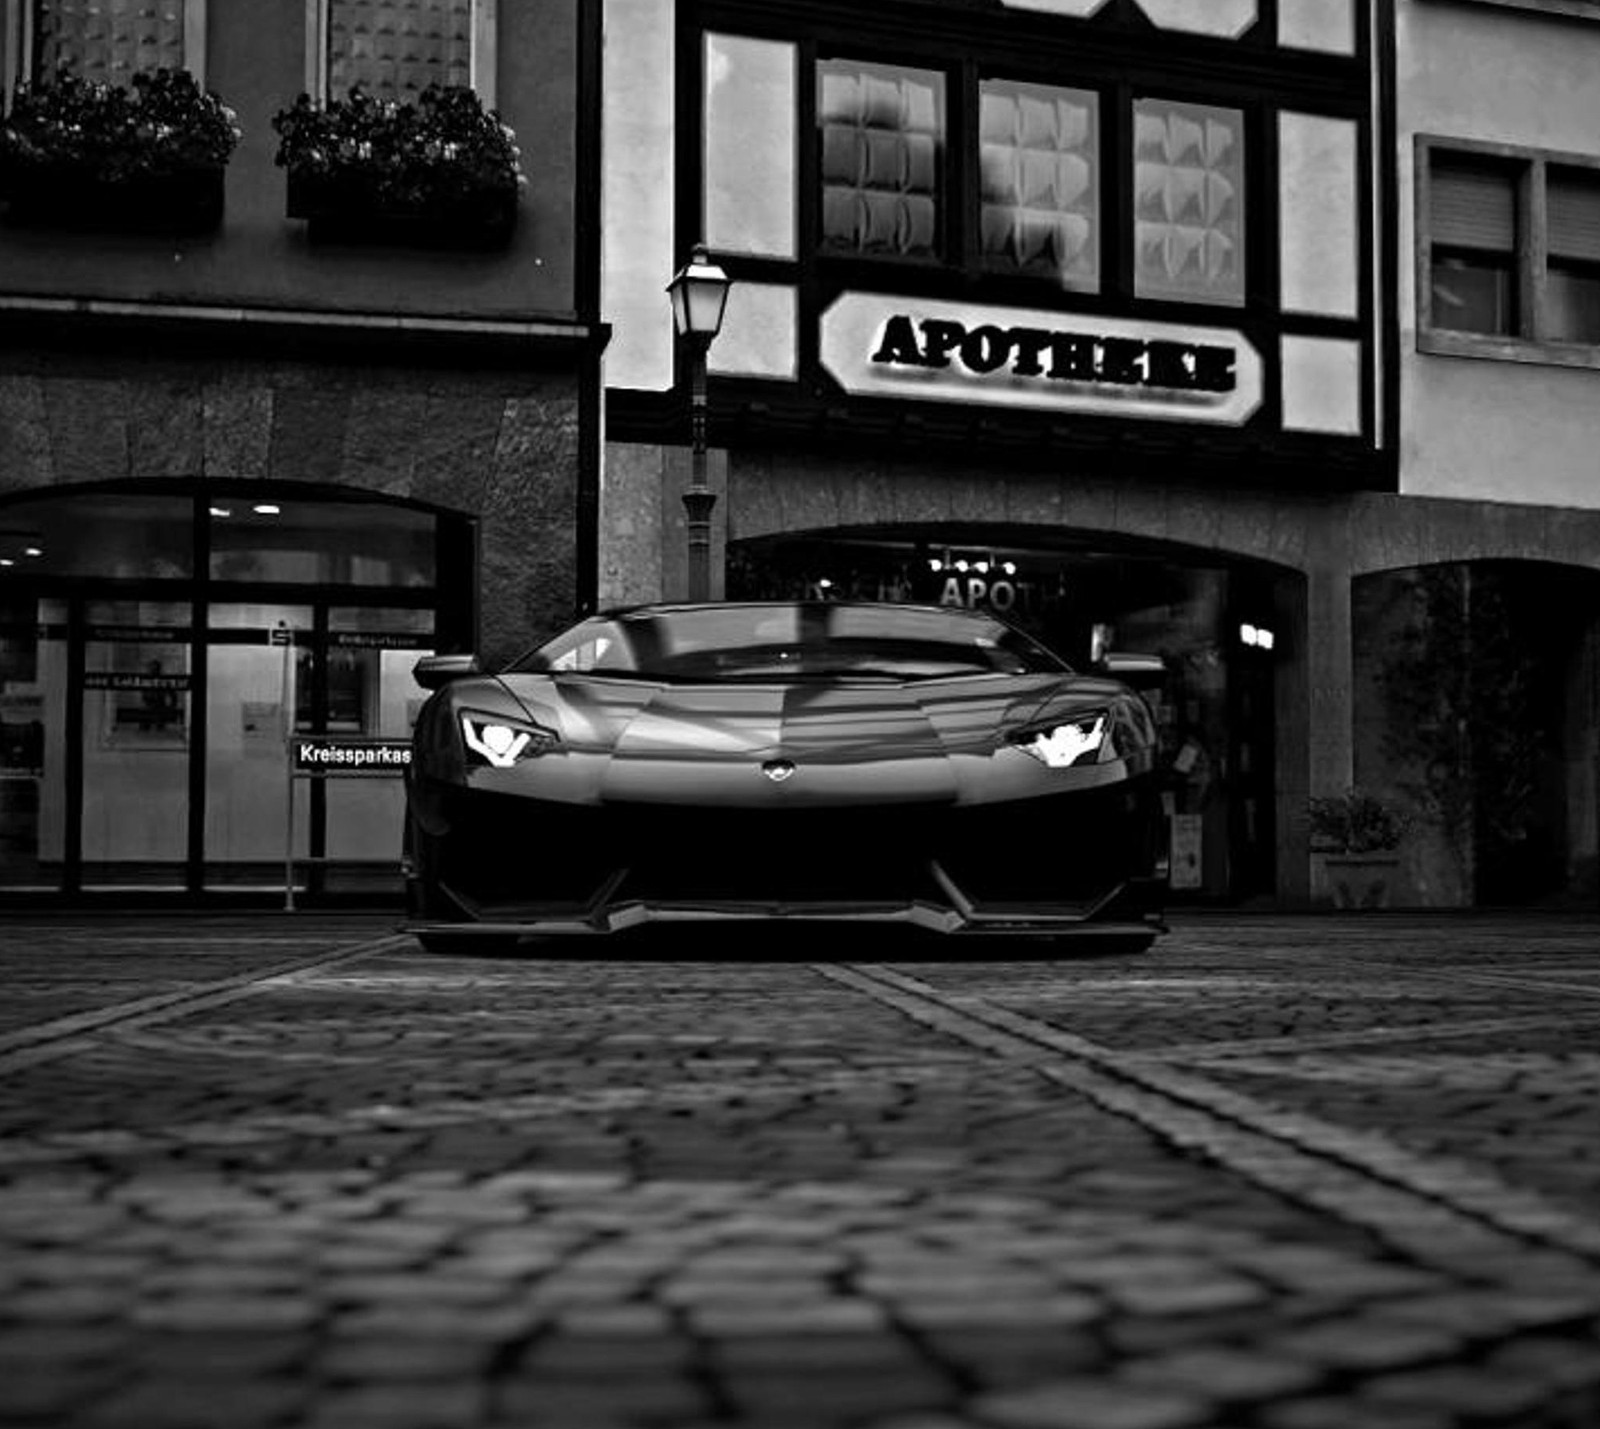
[666,243,731,603]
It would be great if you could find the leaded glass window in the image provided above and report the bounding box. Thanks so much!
[327,0,473,103]
[32,0,185,85]
[1133,97,1245,306]
[979,79,1098,290]
[818,59,943,260]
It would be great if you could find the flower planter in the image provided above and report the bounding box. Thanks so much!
[1313,852,1403,910]
[284,170,516,252]
[0,165,225,235]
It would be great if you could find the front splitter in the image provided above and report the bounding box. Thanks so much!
[406,892,1165,940]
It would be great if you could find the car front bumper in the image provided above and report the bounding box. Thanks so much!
[405,778,1167,939]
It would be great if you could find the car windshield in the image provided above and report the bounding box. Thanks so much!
[509,603,1071,682]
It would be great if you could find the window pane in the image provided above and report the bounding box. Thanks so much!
[1429,153,1516,252]
[1548,166,1600,263]
[0,492,192,579]
[705,33,795,259]
[327,0,473,103]
[1132,98,1245,306]
[818,60,944,260]
[1430,250,1515,336]
[979,79,1098,290]
[1545,262,1600,344]
[208,498,435,587]
[34,0,185,84]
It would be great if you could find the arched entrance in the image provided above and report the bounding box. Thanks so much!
[1353,559,1600,908]
[0,482,475,898]
[729,524,1298,904]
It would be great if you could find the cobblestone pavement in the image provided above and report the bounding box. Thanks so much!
[1,912,1599,1428]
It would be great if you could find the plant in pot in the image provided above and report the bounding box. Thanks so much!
[1308,788,1407,910]
[0,67,241,233]
[271,83,525,249]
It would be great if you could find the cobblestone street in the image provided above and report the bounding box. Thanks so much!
[2,912,1599,1428]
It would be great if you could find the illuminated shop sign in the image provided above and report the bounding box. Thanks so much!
[819,293,1262,425]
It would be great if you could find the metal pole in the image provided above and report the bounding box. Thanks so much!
[682,332,715,603]
[281,626,296,912]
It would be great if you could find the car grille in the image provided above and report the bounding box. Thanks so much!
[423,781,1160,918]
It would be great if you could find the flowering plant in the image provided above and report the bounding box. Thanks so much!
[0,68,241,185]
[1308,789,1407,855]
[271,84,524,218]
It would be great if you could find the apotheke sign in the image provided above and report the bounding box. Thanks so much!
[819,293,1262,425]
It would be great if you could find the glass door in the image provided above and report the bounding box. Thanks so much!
[79,599,194,889]
[203,603,314,890]
[319,606,436,894]
[0,596,68,890]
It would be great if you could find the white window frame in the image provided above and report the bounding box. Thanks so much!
[4,0,207,90]
[304,0,496,107]
[1417,133,1600,372]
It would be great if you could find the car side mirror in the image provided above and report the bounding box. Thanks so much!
[413,654,481,691]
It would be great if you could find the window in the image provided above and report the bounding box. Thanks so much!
[808,55,1249,305]
[308,0,495,106]
[979,79,1099,290]
[818,59,944,260]
[1132,97,1245,307]
[1547,166,1600,344]
[1427,153,1517,337]
[20,0,204,85]
[1420,138,1600,361]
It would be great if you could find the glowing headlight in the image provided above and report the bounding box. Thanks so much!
[1011,713,1109,769]
[459,711,557,768]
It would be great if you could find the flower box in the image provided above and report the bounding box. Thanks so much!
[284,169,516,251]
[0,69,239,236]
[273,85,524,253]
[1,165,225,235]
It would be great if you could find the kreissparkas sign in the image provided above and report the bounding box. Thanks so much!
[819,293,1262,425]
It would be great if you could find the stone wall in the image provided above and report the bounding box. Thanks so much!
[0,354,582,666]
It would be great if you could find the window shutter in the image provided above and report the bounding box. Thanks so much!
[1429,155,1516,252]
[1549,168,1600,262]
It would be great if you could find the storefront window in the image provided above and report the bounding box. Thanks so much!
[0,491,192,579]
[0,485,467,897]
[209,498,435,586]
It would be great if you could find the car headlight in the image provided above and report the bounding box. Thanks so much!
[1009,712,1110,769]
[458,710,558,768]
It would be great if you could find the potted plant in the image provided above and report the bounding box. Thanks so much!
[271,84,524,249]
[0,68,241,233]
[1308,788,1407,909]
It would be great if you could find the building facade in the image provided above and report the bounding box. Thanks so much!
[1375,0,1600,906]
[599,0,1600,909]
[0,0,603,899]
[601,0,1392,906]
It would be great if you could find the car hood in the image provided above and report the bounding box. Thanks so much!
[488,671,1124,806]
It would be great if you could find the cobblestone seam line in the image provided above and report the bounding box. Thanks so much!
[820,964,1600,1290]
[1141,1010,1600,1063]
[0,935,411,1073]
[1221,946,1600,1002]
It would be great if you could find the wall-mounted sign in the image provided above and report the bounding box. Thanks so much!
[819,293,1263,426]
[291,737,411,774]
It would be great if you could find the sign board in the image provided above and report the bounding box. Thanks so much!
[1169,813,1204,890]
[291,737,411,775]
[819,292,1262,425]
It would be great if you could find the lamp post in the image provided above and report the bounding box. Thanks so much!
[666,243,731,603]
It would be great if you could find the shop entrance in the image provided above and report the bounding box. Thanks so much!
[729,527,1287,904]
[0,485,473,899]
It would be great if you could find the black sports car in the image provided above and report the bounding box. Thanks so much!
[403,601,1167,952]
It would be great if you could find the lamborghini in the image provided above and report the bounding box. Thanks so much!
[403,601,1167,952]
